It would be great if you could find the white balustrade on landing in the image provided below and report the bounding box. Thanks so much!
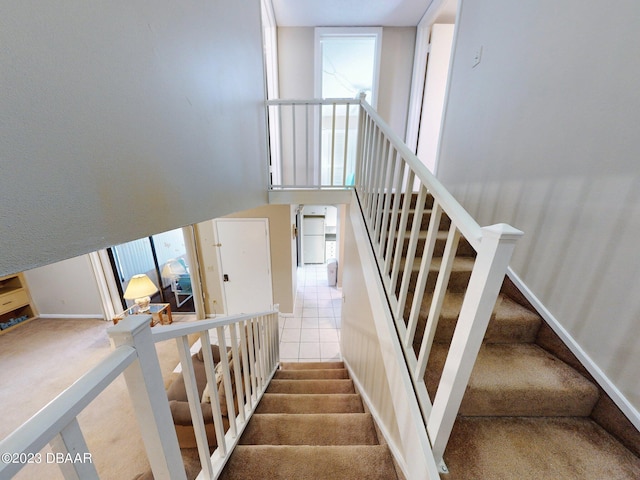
[266,98,361,190]
[0,309,279,480]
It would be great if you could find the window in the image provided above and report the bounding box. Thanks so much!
[315,28,382,184]
[315,27,382,107]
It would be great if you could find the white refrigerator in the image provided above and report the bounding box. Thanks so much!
[302,216,325,264]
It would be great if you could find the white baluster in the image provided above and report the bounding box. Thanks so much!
[108,316,187,480]
[428,224,523,464]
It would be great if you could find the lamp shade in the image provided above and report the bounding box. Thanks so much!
[123,274,158,300]
[161,258,187,278]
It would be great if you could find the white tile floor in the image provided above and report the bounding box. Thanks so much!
[279,264,342,362]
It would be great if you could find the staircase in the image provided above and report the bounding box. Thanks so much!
[218,361,399,480]
[394,194,640,478]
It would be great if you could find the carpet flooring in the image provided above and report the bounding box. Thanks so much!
[0,316,188,480]
[218,362,399,479]
[392,193,640,478]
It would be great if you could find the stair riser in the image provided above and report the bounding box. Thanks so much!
[387,193,434,210]
[383,210,451,232]
[395,235,475,259]
[240,414,378,446]
[408,314,540,347]
[220,445,398,480]
[424,345,600,418]
[274,369,350,380]
[403,299,540,345]
[279,361,345,370]
[393,267,472,295]
[267,379,355,395]
[256,394,364,414]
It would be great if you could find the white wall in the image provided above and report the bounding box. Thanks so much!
[0,1,268,276]
[377,28,416,139]
[277,27,415,137]
[341,207,403,457]
[25,256,104,318]
[437,0,640,413]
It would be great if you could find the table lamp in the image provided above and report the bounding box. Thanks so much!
[123,274,158,312]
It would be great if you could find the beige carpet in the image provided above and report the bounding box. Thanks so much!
[0,317,190,480]
[218,362,399,480]
[392,193,640,479]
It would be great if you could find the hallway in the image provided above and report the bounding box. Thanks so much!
[279,264,342,362]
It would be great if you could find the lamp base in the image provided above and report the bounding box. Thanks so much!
[134,296,152,312]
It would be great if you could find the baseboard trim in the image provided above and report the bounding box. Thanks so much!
[507,267,640,431]
[343,358,410,480]
[38,314,105,320]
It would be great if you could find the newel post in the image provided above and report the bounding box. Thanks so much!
[427,223,523,467]
[108,316,187,480]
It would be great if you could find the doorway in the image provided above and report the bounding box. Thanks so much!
[213,219,274,315]
[107,228,195,313]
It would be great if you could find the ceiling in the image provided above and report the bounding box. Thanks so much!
[270,0,435,27]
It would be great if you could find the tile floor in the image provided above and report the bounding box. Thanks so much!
[279,264,342,362]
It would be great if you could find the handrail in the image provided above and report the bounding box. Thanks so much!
[266,98,361,190]
[0,308,280,480]
[0,346,137,479]
[266,95,522,468]
[353,97,523,468]
[151,309,277,342]
[266,98,361,106]
[358,101,483,249]
[146,308,280,478]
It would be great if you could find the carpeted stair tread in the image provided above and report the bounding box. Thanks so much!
[426,343,599,416]
[266,379,355,394]
[240,413,378,445]
[398,256,475,294]
[406,293,541,345]
[219,445,398,480]
[279,361,344,370]
[274,368,349,380]
[255,393,365,414]
[443,417,640,479]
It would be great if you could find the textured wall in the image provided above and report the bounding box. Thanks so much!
[437,0,640,413]
[1,1,268,275]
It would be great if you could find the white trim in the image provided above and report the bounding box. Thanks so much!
[181,225,206,320]
[314,27,383,109]
[405,20,432,151]
[88,250,122,321]
[507,267,640,431]
[342,357,411,480]
[38,314,105,320]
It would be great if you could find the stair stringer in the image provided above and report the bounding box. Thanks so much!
[341,195,441,480]
[506,267,640,432]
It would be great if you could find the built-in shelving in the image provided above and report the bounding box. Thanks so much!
[0,273,37,334]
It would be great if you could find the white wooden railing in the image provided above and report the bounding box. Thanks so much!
[266,98,361,189]
[355,100,522,467]
[268,96,522,469]
[0,309,279,479]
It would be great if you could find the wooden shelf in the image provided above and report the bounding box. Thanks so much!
[0,272,37,334]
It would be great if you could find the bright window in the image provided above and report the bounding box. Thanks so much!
[315,27,382,107]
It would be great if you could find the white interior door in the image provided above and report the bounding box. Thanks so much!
[214,219,273,315]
